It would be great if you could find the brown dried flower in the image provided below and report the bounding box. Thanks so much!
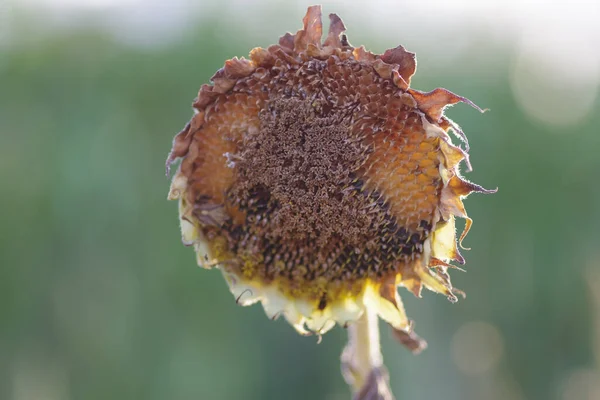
[166,6,493,344]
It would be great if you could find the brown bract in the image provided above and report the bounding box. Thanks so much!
[166,5,495,339]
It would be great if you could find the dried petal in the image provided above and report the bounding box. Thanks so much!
[409,87,485,122]
[294,5,323,52]
[278,32,295,52]
[223,57,254,79]
[380,45,416,86]
[323,13,346,48]
[391,322,428,355]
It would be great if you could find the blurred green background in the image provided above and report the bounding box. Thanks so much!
[1,1,599,399]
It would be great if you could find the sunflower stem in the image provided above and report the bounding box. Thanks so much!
[342,309,395,400]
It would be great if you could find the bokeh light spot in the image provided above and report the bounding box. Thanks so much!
[510,27,599,129]
[452,321,504,375]
[561,369,600,400]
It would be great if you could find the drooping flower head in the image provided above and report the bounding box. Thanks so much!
[166,5,494,341]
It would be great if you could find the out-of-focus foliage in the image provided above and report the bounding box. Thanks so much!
[1,4,599,400]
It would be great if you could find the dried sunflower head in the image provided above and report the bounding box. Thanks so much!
[166,5,494,339]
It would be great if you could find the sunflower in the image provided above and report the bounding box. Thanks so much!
[167,4,493,351]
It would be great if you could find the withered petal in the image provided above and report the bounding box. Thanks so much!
[430,257,466,272]
[294,5,323,52]
[409,87,485,122]
[193,83,219,109]
[401,277,423,298]
[431,217,466,265]
[352,46,376,62]
[439,138,467,171]
[323,13,346,48]
[379,280,401,310]
[278,32,295,52]
[380,45,416,86]
[165,121,192,176]
[249,47,276,68]
[372,59,396,80]
[212,76,236,93]
[459,217,473,250]
[268,45,300,65]
[223,57,255,79]
[440,117,471,152]
[449,175,498,197]
[391,322,428,355]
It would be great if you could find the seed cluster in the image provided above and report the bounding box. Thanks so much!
[182,56,443,290]
[223,95,431,284]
